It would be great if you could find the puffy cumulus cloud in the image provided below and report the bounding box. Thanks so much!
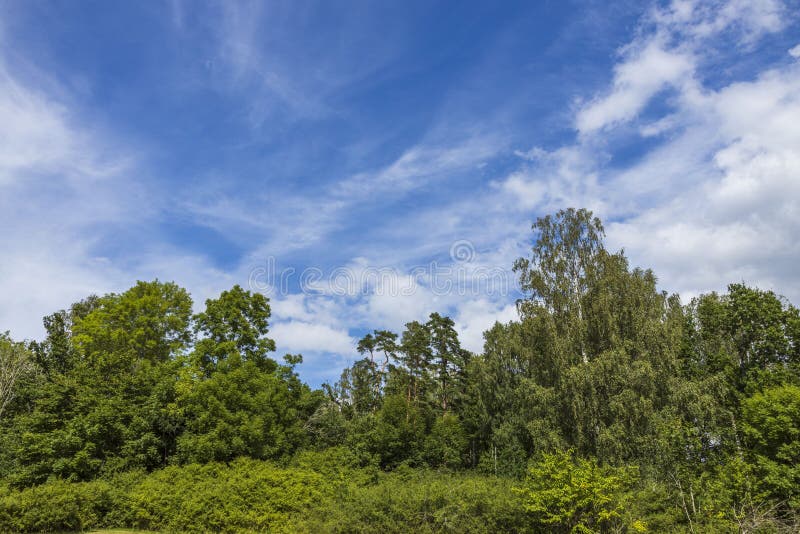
[359,274,441,332]
[453,299,518,354]
[253,236,522,368]
[575,0,789,136]
[497,145,606,215]
[271,320,355,355]
[694,0,786,43]
[271,329,353,385]
[495,0,799,305]
[270,292,355,328]
[610,61,800,302]
[267,285,519,366]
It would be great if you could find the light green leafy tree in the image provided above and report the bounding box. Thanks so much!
[0,334,36,421]
[514,449,640,533]
[741,384,800,507]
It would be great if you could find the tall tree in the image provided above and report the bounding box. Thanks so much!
[426,313,469,414]
[337,358,381,416]
[513,208,604,364]
[193,285,276,373]
[5,281,193,485]
[398,321,432,406]
[0,334,35,421]
[178,287,320,463]
[374,330,399,375]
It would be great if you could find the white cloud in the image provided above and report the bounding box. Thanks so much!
[497,0,800,306]
[337,136,500,200]
[501,170,546,210]
[0,67,129,187]
[689,0,786,43]
[653,0,787,44]
[454,300,518,354]
[256,237,522,361]
[576,0,790,135]
[497,145,606,215]
[576,39,694,134]
[184,132,503,262]
[271,320,355,355]
[0,59,138,338]
[0,25,225,341]
[609,63,800,302]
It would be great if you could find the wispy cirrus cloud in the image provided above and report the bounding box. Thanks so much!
[181,131,504,260]
[256,0,800,367]
[0,17,229,340]
[1,0,799,389]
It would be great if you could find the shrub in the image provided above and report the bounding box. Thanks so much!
[514,449,640,533]
[0,459,332,533]
[299,469,531,533]
[123,458,332,532]
[0,478,121,532]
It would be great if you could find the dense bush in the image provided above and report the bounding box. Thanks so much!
[0,457,528,533]
[297,469,531,533]
[122,459,331,532]
[0,459,332,533]
[0,477,124,532]
[2,453,798,532]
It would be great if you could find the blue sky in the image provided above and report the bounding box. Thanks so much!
[1,0,799,385]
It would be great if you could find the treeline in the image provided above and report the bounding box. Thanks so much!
[1,208,799,532]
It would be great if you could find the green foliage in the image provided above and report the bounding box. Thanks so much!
[0,478,120,532]
[0,333,36,421]
[3,281,192,485]
[2,208,800,531]
[424,413,468,469]
[563,347,660,463]
[175,359,319,463]
[0,460,527,533]
[514,450,639,533]
[0,460,331,533]
[398,320,434,405]
[364,394,428,468]
[513,207,605,330]
[337,357,382,416]
[742,384,800,506]
[193,284,276,373]
[299,469,531,533]
[123,459,329,532]
[304,401,348,449]
[427,312,470,413]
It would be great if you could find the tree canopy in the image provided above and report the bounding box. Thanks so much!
[1,208,799,532]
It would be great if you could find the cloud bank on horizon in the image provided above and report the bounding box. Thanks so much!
[0,0,798,384]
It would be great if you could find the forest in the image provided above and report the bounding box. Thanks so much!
[0,208,798,533]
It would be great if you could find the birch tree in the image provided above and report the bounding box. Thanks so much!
[0,334,35,421]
